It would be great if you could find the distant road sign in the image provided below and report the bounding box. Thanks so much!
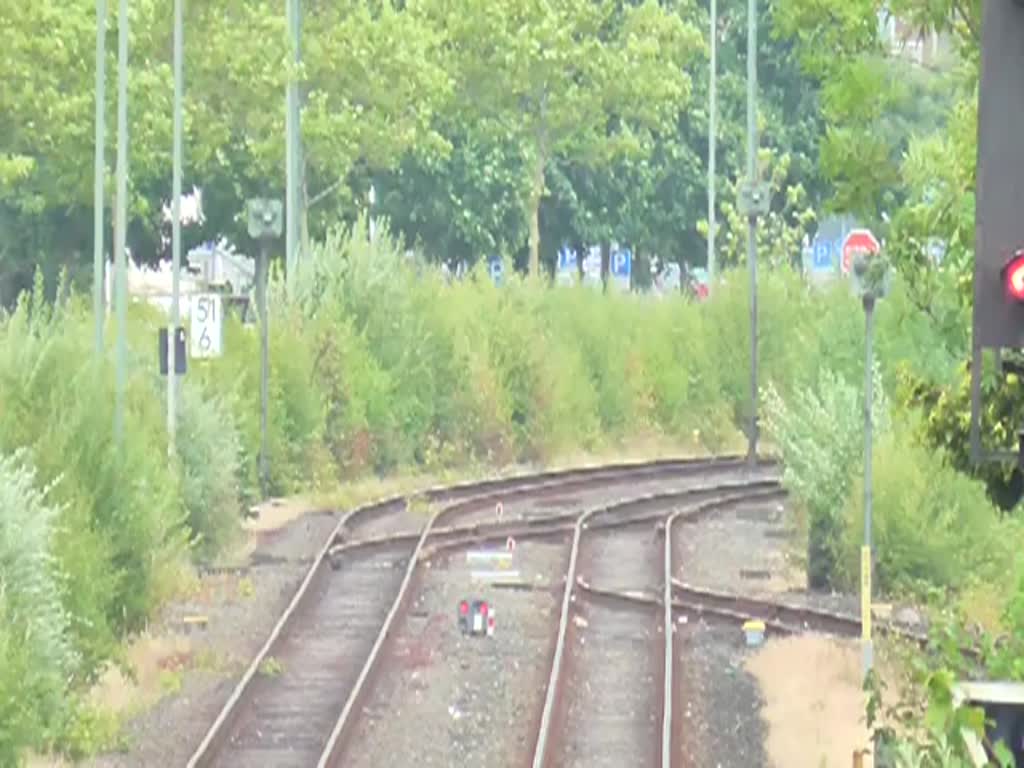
[812,239,833,270]
[190,294,223,358]
[488,257,504,286]
[841,229,881,275]
[808,215,858,281]
[610,245,632,291]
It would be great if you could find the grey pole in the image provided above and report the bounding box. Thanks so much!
[113,0,129,443]
[862,294,875,676]
[707,0,717,293]
[93,0,107,357]
[285,0,300,293]
[258,241,270,499]
[168,0,184,456]
[746,0,760,463]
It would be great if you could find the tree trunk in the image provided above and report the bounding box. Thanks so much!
[528,153,545,278]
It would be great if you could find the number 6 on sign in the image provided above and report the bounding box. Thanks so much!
[190,294,224,359]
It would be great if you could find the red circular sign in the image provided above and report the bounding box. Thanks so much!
[841,229,880,274]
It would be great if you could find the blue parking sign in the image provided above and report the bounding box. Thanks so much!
[610,245,632,291]
[488,257,504,286]
[611,248,632,278]
[812,239,832,270]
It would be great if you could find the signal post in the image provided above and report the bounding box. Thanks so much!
[971,0,1024,467]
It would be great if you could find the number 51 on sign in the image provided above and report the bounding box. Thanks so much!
[191,294,224,359]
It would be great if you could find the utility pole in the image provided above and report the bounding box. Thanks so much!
[744,0,762,464]
[168,0,184,456]
[257,240,269,497]
[246,199,283,500]
[862,291,875,676]
[113,0,129,443]
[285,0,302,294]
[850,244,887,678]
[707,0,717,293]
[93,0,107,357]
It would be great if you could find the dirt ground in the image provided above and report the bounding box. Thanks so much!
[746,635,874,768]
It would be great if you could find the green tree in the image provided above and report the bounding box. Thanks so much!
[433,0,700,276]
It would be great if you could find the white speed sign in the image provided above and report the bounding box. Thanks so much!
[190,294,223,358]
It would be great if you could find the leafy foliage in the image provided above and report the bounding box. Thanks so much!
[0,451,74,764]
[762,364,888,588]
[175,381,244,560]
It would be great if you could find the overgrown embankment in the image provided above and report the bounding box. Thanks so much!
[0,224,1005,762]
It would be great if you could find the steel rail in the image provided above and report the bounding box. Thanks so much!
[333,480,784,561]
[671,580,932,644]
[530,482,781,768]
[577,580,797,635]
[188,456,762,767]
[316,462,777,767]
[662,488,783,766]
[331,455,776,553]
[188,458,694,767]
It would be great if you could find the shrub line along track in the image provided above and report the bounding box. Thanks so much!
[187,456,769,768]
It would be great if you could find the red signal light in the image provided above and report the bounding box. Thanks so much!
[1005,251,1024,301]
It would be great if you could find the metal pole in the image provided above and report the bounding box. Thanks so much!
[168,0,184,456]
[746,0,760,463]
[93,0,107,357]
[285,0,300,293]
[258,241,270,499]
[113,0,129,443]
[862,295,875,676]
[707,0,717,293]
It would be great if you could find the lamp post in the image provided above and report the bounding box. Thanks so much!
[113,0,129,443]
[707,0,717,294]
[851,249,890,677]
[285,0,302,294]
[246,199,284,499]
[738,0,767,465]
[93,0,107,358]
[168,0,185,455]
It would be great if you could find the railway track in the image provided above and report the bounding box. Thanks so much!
[336,466,779,768]
[530,481,783,768]
[187,456,770,768]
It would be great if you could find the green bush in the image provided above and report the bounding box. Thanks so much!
[842,422,1016,594]
[176,380,244,560]
[0,450,75,763]
[0,283,187,672]
[762,364,889,589]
